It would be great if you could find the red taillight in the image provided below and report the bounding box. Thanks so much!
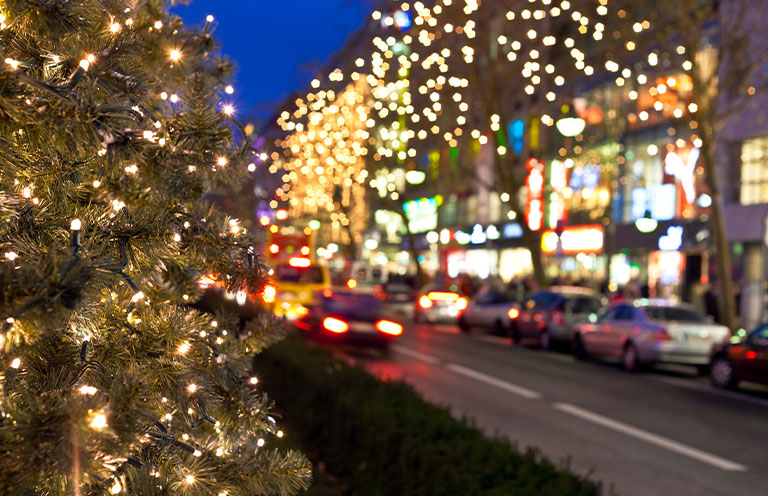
[418,295,433,309]
[323,317,349,334]
[376,320,403,336]
[322,289,333,298]
[552,310,565,326]
[262,284,277,303]
[295,305,310,319]
[508,308,520,319]
[455,297,469,311]
[649,329,672,341]
[347,278,358,289]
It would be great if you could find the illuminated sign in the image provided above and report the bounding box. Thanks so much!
[470,224,487,244]
[525,158,545,231]
[658,225,684,251]
[503,223,523,239]
[664,147,699,204]
[403,196,442,233]
[541,225,604,255]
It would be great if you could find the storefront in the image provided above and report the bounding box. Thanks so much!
[611,219,710,303]
[540,224,607,281]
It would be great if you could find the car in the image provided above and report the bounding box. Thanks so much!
[710,323,768,389]
[572,299,731,372]
[458,288,520,336]
[269,258,331,320]
[294,288,404,349]
[514,286,605,349]
[413,286,468,324]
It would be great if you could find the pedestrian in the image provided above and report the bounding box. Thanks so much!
[704,284,720,323]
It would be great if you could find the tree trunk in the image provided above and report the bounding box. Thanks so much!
[500,154,547,287]
[398,209,429,287]
[700,130,738,331]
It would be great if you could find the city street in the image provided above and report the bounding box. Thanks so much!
[339,316,768,496]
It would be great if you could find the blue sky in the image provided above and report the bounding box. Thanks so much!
[175,0,378,122]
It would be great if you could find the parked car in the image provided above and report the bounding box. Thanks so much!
[572,299,731,372]
[295,288,404,349]
[710,323,768,389]
[458,288,520,336]
[514,286,605,349]
[413,286,467,324]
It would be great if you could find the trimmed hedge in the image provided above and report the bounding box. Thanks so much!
[257,335,602,496]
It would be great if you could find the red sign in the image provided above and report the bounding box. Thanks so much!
[525,158,544,232]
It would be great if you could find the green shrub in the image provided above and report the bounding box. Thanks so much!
[257,336,602,496]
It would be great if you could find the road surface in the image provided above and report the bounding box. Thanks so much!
[338,321,768,496]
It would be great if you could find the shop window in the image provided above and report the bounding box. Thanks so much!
[740,137,768,205]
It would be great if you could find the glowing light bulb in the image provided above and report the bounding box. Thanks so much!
[169,49,181,61]
[225,85,234,94]
[10,357,21,369]
[249,377,259,385]
[216,157,228,167]
[222,104,234,116]
[110,23,120,33]
[185,475,195,484]
[5,252,18,261]
[110,481,122,494]
[70,219,81,231]
[206,15,214,22]
[187,383,198,393]
[178,341,190,354]
[154,20,163,29]
[90,413,107,430]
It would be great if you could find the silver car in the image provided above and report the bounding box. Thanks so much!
[572,299,731,372]
[458,289,520,336]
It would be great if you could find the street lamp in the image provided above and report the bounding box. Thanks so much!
[555,104,586,138]
[635,210,658,233]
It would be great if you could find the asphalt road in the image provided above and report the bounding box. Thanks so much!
[338,318,768,496]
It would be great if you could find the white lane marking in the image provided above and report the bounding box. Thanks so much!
[553,402,748,472]
[445,363,542,399]
[390,345,441,365]
[650,375,768,409]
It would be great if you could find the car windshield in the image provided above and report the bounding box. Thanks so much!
[565,296,603,314]
[644,306,706,323]
[275,265,325,284]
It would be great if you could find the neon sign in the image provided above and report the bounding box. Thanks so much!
[664,147,699,204]
[658,225,683,251]
[525,158,544,231]
[541,225,604,255]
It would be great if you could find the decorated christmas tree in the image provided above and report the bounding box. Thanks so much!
[0,1,311,494]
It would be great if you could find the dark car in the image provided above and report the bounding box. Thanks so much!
[295,288,404,349]
[710,323,768,389]
[514,286,605,349]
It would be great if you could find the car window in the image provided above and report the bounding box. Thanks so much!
[322,292,381,314]
[643,306,705,323]
[275,265,325,284]
[614,305,635,321]
[598,308,618,322]
[750,324,768,344]
[528,292,559,308]
[565,297,603,314]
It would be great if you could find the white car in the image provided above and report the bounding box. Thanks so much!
[458,290,520,336]
[572,299,730,372]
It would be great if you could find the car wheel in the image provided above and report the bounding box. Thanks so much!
[572,334,588,361]
[540,329,551,350]
[493,319,507,337]
[710,355,738,389]
[621,342,641,372]
[458,316,470,333]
